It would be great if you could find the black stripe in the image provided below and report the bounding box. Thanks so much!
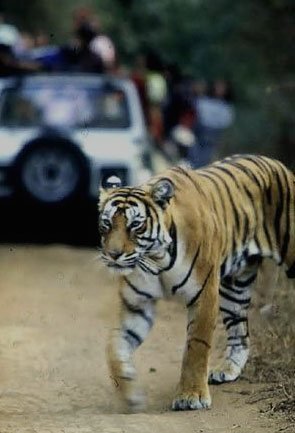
[116,194,156,221]
[141,198,159,241]
[246,254,262,266]
[124,329,142,347]
[138,260,152,274]
[209,165,241,190]
[241,156,270,192]
[224,317,248,330]
[262,217,273,252]
[186,266,213,307]
[237,160,272,250]
[253,235,262,254]
[231,237,237,260]
[161,220,178,272]
[121,296,153,327]
[225,161,262,189]
[227,343,248,348]
[138,259,161,276]
[110,199,126,206]
[137,197,158,220]
[188,337,211,349]
[279,167,291,261]
[220,306,238,317]
[223,315,239,325]
[242,212,249,245]
[266,186,272,205]
[172,166,205,196]
[130,188,147,195]
[220,260,227,278]
[228,333,248,341]
[244,184,274,252]
[244,180,272,252]
[172,245,200,294]
[203,169,240,234]
[274,169,285,253]
[219,289,251,305]
[137,235,155,242]
[221,281,245,295]
[125,198,140,207]
[243,185,257,215]
[222,275,234,285]
[210,164,253,250]
[197,172,228,225]
[108,192,129,199]
[124,277,154,299]
[110,188,146,196]
[156,214,161,238]
[255,156,273,204]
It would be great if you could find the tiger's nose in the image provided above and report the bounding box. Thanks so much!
[108,250,122,260]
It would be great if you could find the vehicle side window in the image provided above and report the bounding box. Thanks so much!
[0,83,131,129]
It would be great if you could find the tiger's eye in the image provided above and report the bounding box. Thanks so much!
[130,220,142,229]
[99,218,111,233]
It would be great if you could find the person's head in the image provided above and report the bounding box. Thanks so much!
[19,32,35,50]
[72,6,100,32]
[192,79,208,97]
[211,79,234,102]
[35,31,49,47]
[134,54,146,71]
[72,6,92,26]
[164,62,182,85]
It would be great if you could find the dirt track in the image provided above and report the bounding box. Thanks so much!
[0,245,281,432]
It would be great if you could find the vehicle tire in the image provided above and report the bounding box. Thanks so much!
[13,139,89,206]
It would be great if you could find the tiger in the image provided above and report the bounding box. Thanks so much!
[97,154,295,412]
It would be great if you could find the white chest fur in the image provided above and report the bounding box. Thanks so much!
[123,238,202,306]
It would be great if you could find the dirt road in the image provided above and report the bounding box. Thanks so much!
[0,245,281,432]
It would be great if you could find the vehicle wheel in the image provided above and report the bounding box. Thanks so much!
[14,141,89,206]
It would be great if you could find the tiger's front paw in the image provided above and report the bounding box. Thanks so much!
[172,389,211,411]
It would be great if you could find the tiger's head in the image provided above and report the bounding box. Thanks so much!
[98,176,175,275]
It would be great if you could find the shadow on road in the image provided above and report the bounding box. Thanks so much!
[0,198,99,247]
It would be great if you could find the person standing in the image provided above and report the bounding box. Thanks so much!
[192,78,235,168]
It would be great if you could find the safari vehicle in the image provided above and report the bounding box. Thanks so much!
[0,73,153,205]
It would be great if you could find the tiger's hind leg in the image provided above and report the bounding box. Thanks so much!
[209,264,258,384]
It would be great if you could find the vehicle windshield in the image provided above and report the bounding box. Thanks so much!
[0,81,131,129]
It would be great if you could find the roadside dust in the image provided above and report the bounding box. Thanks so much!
[0,245,288,432]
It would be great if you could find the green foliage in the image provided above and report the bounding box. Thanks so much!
[98,0,295,159]
[1,0,82,40]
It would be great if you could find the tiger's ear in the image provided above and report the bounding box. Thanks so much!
[151,178,175,209]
